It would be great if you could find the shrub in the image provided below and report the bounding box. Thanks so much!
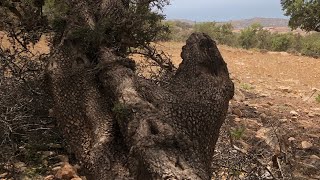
[159,21,193,42]
[238,27,256,49]
[161,21,320,59]
[271,34,292,52]
[301,33,320,58]
[194,22,236,46]
[194,22,217,37]
[255,29,272,50]
[238,23,263,49]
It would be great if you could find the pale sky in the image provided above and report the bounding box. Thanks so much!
[164,0,288,21]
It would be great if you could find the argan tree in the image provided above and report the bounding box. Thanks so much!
[281,0,320,32]
[0,0,234,179]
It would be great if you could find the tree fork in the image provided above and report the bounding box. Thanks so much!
[47,33,234,179]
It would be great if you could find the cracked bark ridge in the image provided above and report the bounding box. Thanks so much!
[47,33,234,179]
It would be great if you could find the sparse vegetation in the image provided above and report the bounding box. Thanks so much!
[112,102,131,121]
[316,94,320,103]
[163,21,320,58]
[301,33,320,58]
[240,83,254,90]
[194,22,236,46]
[230,127,245,140]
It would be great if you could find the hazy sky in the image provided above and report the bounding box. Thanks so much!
[164,0,288,21]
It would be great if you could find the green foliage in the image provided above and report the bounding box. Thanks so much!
[194,22,216,37]
[157,20,193,41]
[42,0,169,57]
[240,83,254,90]
[238,25,298,52]
[112,103,131,121]
[218,23,236,46]
[316,94,320,103]
[271,34,291,51]
[43,0,68,33]
[238,27,256,49]
[230,127,245,140]
[194,22,236,46]
[288,33,303,53]
[43,0,68,22]
[255,28,272,50]
[238,23,264,49]
[24,166,48,178]
[301,33,320,58]
[281,0,320,32]
[164,21,320,59]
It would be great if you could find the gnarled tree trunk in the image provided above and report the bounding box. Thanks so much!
[47,33,234,179]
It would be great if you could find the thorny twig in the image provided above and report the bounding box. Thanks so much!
[129,44,176,73]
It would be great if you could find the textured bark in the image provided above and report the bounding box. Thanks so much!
[47,33,234,179]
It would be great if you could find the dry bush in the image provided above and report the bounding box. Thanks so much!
[0,33,57,172]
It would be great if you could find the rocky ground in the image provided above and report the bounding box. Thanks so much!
[1,42,319,179]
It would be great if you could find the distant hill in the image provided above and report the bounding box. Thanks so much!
[222,17,289,29]
[166,17,306,34]
[167,17,289,29]
[168,19,196,25]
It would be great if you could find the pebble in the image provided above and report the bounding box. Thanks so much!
[310,155,320,160]
[260,93,269,97]
[55,163,78,179]
[308,112,315,117]
[290,110,299,116]
[279,86,292,93]
[311,108,320,111]
[48,108,54,117]
[267,102,274,106]
[233,89,245,102]
[57,155,69,162]
[288,137,296,142]
[234,117,241,122]
[42,151,56,158]
[44,175,55,180]
[52,166,62,172]
[301,141,313,149]
[0,173,8,178]
[232,108,243,117]
[279,118,288,123]
[48,143,62,149]
[259,113,267,120]
[14,162,27,172]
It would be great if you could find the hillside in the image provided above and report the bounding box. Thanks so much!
[168,17,289,28]
[222,17,289,29]
[168,17,299,33]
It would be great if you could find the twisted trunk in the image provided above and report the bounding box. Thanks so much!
[47,33,234,179]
